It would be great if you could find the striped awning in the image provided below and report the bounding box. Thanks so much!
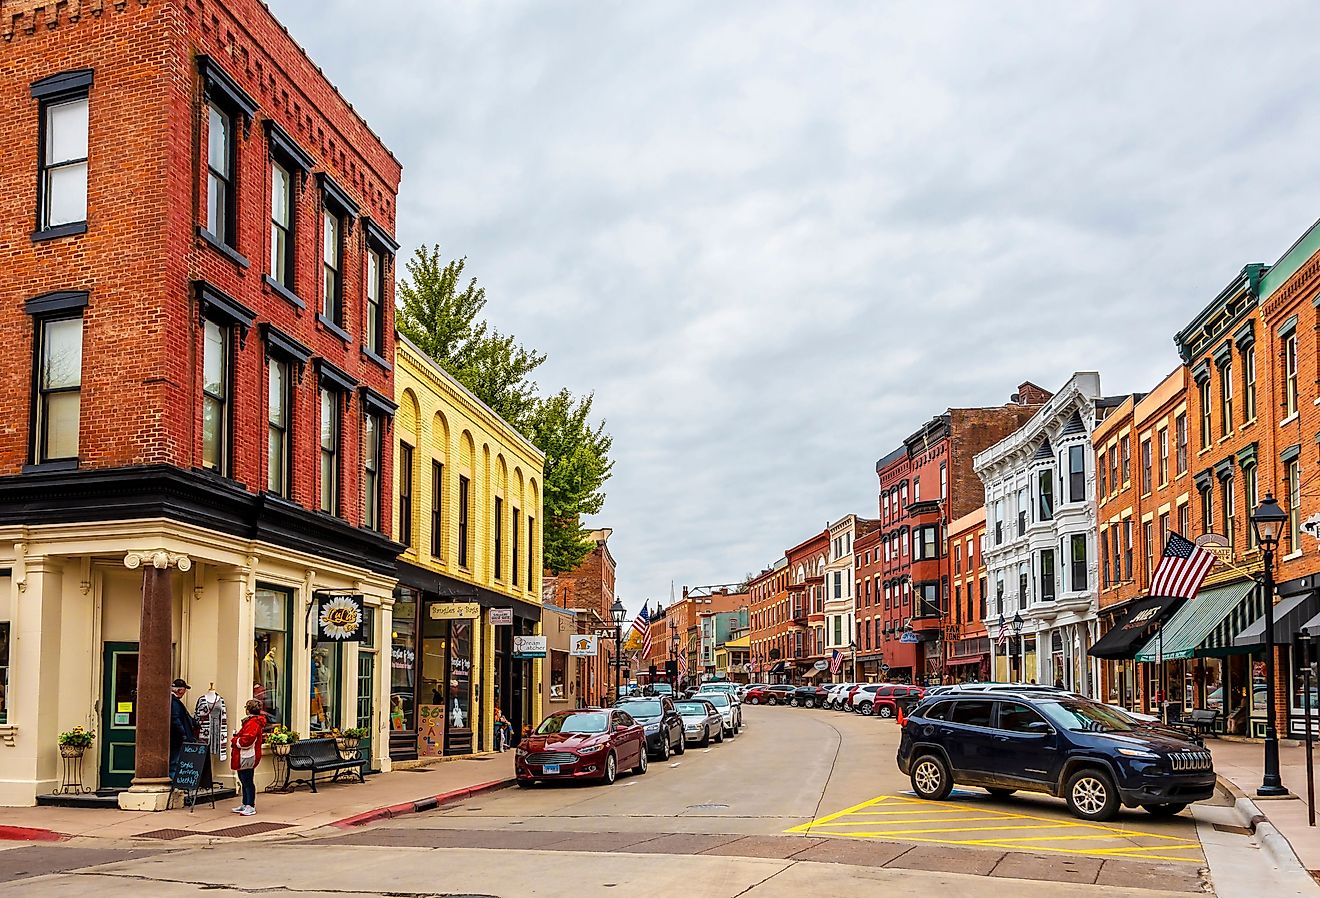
[1135,580,1261,662]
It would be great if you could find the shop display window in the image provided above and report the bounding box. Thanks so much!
[254,587,291,725]
[310,642,341,733]
[550,650,567,700]
[0,622,9,724]
[391,590,417,732]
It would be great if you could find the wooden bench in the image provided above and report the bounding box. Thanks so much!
[285,738,366,793]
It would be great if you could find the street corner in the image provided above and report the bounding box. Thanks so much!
[786,792,1206,863]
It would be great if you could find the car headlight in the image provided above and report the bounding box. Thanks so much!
[644,722,661,735]
[575,744,606,756]
[1117,748,1159,759]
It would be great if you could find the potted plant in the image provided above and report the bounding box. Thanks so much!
[265,725,299,756]
[58,726,95,758]
[335,726,368,757]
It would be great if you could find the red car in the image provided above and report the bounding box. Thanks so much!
[744,684,796,705]
[871,685,926,719]
[516,708,648,787]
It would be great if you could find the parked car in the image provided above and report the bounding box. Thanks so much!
[517,709,648,787]
[792,684,830,708]
[695,690,742,735]
[615,696,686,760]
[675,698,724,747]
[824,683,857,710]
[871,685,925,718]
[849,684,885,713]
[897,692,1216,821]
[745,684,795,705]
[644,682,675,697]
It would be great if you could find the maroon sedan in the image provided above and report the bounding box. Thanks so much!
[516,708,648,787]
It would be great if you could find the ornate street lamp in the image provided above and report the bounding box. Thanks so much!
[611,597,627,702]
[1251,494,1289,797]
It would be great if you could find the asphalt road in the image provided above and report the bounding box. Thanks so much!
[0,705,1272,898]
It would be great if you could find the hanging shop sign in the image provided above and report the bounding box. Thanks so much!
[814,660,829,670]
[899,631,922,644]
[316,592,365,642]
[429,602,481,621]
[513,635,547,659]
[489,607,514,626]
[570,635,599,657]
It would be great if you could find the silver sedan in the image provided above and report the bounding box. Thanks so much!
[675,698,724,747]
[694,691,741,736]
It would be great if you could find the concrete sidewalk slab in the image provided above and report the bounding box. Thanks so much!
[1210,739,1318,874]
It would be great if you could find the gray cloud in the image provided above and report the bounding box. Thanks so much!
[268,0,1320,610]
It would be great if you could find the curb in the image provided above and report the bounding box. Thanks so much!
[0,825,67,843]
[1220,775,1311,877]
[330,777,516,828]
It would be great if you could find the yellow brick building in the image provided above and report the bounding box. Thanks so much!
[389,335,545,759]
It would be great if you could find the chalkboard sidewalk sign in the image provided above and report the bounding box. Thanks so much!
[171,741,215,811]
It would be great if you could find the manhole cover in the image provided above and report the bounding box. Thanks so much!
[208,822,294,838]
[687,803,729,810]
[135,829,197,840]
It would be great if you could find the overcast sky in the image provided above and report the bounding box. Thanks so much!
[271,1,1320,612]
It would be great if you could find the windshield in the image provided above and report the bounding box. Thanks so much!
[621,701,662,718]
[1041,700,1137,733]
[676,702,710,716]
[651,684,673,694]
[536,712,608,735]
[700,693,731,707]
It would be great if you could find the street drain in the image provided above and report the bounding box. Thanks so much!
[687,803,729,810]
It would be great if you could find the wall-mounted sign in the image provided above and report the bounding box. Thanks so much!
[814,660,829,670]
[316,592,365,642]
[513,635,547,659]
[429,602,480,621]
[570,635,598,657]
[899,631,921,644]
[489,607,514,626]
[1194,533,1233,565]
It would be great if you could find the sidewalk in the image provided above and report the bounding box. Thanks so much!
[0,753,515,844]
[1210,739,1318,873]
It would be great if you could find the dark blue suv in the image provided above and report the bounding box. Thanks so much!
[896,692,1215,821]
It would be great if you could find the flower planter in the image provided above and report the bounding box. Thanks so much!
[58,744,87,759]
[270,742,292,757]
[336,736,360,760]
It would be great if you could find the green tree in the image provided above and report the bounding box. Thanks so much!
[525,389,614,574]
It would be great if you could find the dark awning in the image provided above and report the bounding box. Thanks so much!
[1089,595,1185,659]
[1235,590,1320,647]
[768,661,787,674]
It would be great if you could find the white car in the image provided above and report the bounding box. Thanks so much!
[825,683,857,710]
[694,691,742,736]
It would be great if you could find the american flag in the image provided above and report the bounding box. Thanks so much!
[630,605,653,658]
[1150,533,1217,599]
[677,647,688,680]
[829,649,843,674]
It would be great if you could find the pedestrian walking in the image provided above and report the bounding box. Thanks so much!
[230,699,265,816]
[493,709,512,752]
[169,678,198,779]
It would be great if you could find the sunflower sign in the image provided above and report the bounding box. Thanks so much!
[315,592,365,642]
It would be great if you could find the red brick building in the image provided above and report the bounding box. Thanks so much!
[853,526,885,680]
[783,529,829,681]
[945,506,988,680]
[0,0,402,806]
[875,386,1048,684]
[544,529,617,704]
[748,558,790,681]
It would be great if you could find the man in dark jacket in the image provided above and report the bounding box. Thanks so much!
[169,678,197,778]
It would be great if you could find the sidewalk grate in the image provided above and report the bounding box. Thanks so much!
[208,822,294,838]
[1212,823,1252,835]
[135,829,198,840]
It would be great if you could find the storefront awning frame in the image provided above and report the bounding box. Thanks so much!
[1134,580,1260,662]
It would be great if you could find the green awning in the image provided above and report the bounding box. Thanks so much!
[1135,580,1260,662]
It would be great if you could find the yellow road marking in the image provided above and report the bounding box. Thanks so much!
[800,816,1037,827]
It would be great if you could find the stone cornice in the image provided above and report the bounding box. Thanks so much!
[2,0,145,43]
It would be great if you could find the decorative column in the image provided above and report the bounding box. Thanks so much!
[118,550,191,812]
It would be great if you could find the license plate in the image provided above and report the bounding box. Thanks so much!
[542,764,561,774]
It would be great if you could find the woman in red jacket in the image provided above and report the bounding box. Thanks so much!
[230,699,265,816]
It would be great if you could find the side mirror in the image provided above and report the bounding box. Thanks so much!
[1026,721,1054,736]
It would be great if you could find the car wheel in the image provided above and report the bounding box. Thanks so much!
[700,729,710,747]
[633,748,648,775]
[790,698,799,707]
[1065,768,1119,821]
[749,697,760,705]
[675,734,686,755]
[860,701,874,716]
[910,754,953,801]
[517,780,535,789]
[986,788,1016,798]
[602,753,618,785]
[804,698,814,708]
[767,697,778,706]
[658,737,670,761]
[716,727,726,743]
[1142,803,1187,818]
[878,705,894,719]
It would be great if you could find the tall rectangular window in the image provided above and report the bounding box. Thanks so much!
[1175,414,1188,474]
[1200,484,1213,533]
[1068,445,1085,502]
[1159,512,1170,551]
[1243,346,1256,421]
[396,442,412,544]
[254,587,291,724]
[1108,448,1119,494]
[319,388,339,515]
[364,414,383,531]
[322,208,342,324]
[1200,378,1212,447]
[201,319,230,473]
[1287,458,1301,552]
[1040,549,1056,600]
[270,161,293,287]
[430,460,444,558]
[1018,566,1028,609]
[1120,435,1131,486]
[207,104,235,245]
[1144,520,1155,584]
[35,316,83,463]
[458,475,470,568]
[366,248,385,356]
[1222,477,1235,549]
[1038,469,1054,521]
[940,462,947,499]
[1070,534,1087,592]
[1123,519,1133,580]
[1158,429,1169,485]
[512,507,521,587]
[1099,451,1108,497]
[0,621,8,725]
[266,356,290,495]
[1178,503,1190,541]
[1100,529,1110,587]
[1244,464,1258,548]
[1285,334,1299,418]
[527,515,535,589]
[1220,362,1233,434]
[1140,438,1152,494]
[494,496,504,580]
[39,95,89,231]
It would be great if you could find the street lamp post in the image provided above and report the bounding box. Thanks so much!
[1012,612,1024,683]
[849,640,857,682]
[611,597,627,703]
[669,620,679,690]
[1251,495,1289,797]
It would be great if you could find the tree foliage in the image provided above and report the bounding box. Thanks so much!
[396,246,613,576]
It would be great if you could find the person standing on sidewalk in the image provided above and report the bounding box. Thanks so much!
[230,699,265,816]
[169,678,198,779]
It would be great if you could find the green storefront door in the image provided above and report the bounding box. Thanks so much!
[100,642,139,789]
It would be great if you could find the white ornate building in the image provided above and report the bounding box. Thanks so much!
[974,372,1121,696]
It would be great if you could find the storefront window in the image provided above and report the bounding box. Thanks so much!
[420,608,449,757]
[0,622,9,724]
[310,642,341,733]
[448,620,473,753]
[254,587,291,725]
[391,590,417,733]
[1292,643,1318,734]
[550,650,567,700]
